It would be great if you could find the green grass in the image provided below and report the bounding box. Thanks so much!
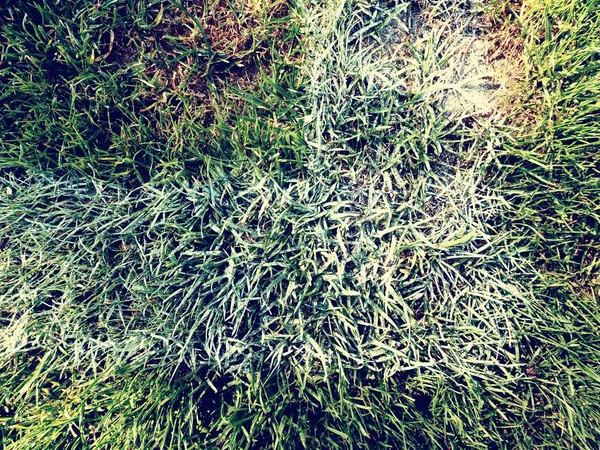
[1,0,599,448]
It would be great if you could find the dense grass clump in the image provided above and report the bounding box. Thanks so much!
[1,0,599,449]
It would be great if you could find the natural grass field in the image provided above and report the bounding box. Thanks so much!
[1,0,599,448]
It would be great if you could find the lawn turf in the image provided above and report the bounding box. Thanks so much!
[1,0,599,448]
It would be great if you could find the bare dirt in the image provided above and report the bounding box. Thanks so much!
[386,0,524,121]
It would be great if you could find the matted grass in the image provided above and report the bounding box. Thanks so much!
[1,0,599,449]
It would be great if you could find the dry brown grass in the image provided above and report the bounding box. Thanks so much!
[486,1,538,131]
[96,1,301,148]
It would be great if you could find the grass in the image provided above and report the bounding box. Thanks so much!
[1,0,599,448]
[0,0,302,180]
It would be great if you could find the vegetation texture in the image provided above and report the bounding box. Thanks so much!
[0,0,598,449]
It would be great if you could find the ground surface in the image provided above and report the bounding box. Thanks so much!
[1,0,599,449]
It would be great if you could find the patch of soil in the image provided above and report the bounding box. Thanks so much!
[385,0,525,121]
[486,9,534,130]
[157,0,294,71]
[102,1,299,131]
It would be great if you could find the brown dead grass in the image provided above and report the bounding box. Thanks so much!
[163,0,293,62]
[105,0,296,94]
[486,1,539,132]
[100,0,299,143]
